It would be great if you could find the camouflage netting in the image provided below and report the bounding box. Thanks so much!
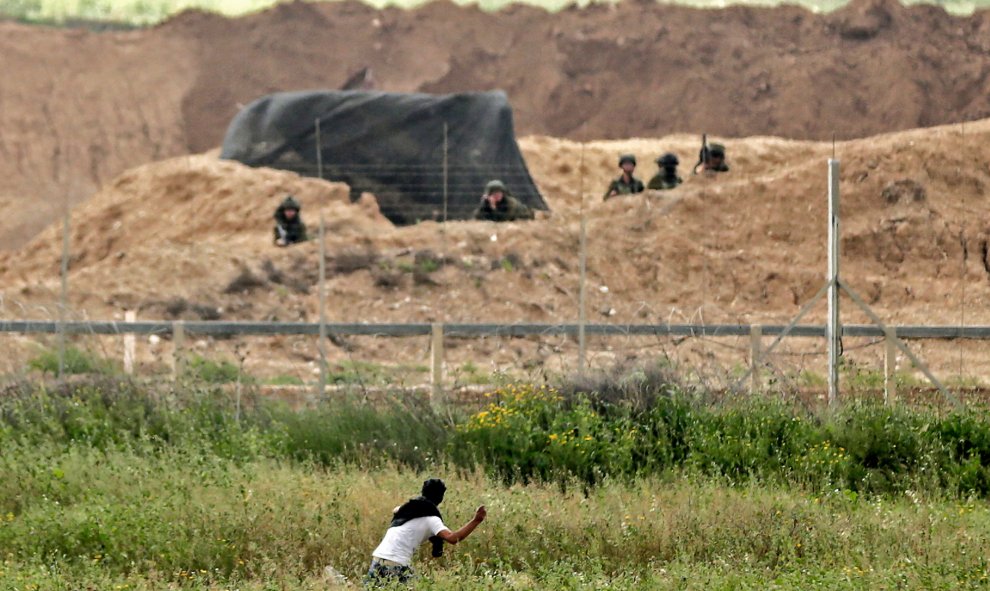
[220,90,547,225]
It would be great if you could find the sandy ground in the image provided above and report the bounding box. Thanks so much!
[2,119,989,390]
[4,0,990,250]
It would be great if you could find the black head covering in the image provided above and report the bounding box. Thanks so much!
[389,478,446,528]
[422,478,446,505]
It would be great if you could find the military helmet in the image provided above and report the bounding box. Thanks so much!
[485,180,507,195]
[618,153,637,166]
[279,195,301,210]
[656,153,679,166]
[708,143,726,157]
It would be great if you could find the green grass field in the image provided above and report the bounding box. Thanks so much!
[1,376,989,589]
[0,0,985,26]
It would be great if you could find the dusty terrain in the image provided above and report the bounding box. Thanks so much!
[2,119,989,386]
[4,0,990,249]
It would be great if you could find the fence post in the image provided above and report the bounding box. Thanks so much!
[315,118,323,180]
[577,144,587,373]
[827,159,841,407]
[123,310,136,375]
[430,323,444,404]
[317,215,327,398]
[172,321,185,380]
[442,122,449,226]
[750,324,763,394]
[58,208,71,379]
[884,326,896,404]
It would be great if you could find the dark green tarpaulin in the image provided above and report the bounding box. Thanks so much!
[220,90,546,225]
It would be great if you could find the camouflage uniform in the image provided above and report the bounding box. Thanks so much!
[273,195,308,246]
[647,174,683,190]
[604,175,646,199]
[703,143,730,173]
[647,152,683,190]
[604,154,645,200]
[474,180,535,222]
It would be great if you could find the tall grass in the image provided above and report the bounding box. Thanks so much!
[2,378,990,588]
[1,451,989,589]
[2,378,989,496]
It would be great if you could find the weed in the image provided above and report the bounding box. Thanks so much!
[186,355,247,384]
[268,374,304,386]
[27,345,116,376]
[1,379,990,588]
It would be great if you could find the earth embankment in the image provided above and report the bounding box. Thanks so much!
[3,0,990,248]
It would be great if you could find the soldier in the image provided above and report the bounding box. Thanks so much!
[474,180,535,222]
[701,143,730,173]
[273,195,308,247]
[647,153,683,190]
[603,154,645,200]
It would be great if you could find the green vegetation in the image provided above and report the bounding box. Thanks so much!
[268,373,305,385]
[453,361,494,385]
[28,344,116,376]
[325,359,429,386]
[186,354,247,384]
[0,0,985,27]
[1,378,989,588]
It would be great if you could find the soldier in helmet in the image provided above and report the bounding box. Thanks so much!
[273,195,308,247]
[474,180,535,222]
[603,154,645,200]
[647,153,683,190]
[701,143,730,173]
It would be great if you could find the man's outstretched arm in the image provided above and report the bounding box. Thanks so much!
[437,506,486,545]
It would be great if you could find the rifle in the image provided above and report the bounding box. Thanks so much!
[692,133,709,175]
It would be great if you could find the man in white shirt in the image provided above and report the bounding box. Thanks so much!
[366,478,487,586]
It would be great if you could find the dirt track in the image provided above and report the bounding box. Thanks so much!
[3,0,990,249]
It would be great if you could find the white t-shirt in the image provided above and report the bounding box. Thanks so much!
[372,516,448,566]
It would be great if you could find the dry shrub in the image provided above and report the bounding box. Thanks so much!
[223,265,267,294]
[331,248,379,274]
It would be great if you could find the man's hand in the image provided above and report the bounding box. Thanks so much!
[440,505,487,545]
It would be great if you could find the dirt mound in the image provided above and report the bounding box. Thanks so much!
[4,0,990,251]
[169,0,990,148]
[0,21,194,249]
[3,119,990,381]
[0,155,390,301]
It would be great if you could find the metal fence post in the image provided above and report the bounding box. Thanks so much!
[750,324,763,394]
[431,323,444,404]
[123,310,136,375]
[884,326,897,404]
[315,118,324,180]
[577,144,587,373]
[317,215,327,398]
[58,208,70,379]
[827,159,841,407]
[172,320,185,380]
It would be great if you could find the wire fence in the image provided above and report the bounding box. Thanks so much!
[2,136,988,408]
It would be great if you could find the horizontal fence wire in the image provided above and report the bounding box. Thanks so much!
[2,321,990,339]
